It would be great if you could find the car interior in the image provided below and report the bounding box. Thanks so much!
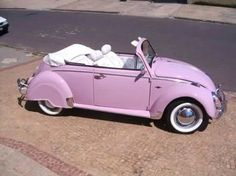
[44,43,145,70]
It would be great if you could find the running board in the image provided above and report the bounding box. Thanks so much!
[73,103,150,118]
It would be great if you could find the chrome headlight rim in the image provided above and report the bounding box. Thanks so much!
[212,85,225,110]
[212,92,222,110]
[216,87,225,102]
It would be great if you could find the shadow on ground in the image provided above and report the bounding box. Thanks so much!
[24,100,174,133]
[0,30,9,37]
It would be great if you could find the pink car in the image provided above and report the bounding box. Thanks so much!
[17,38,226,133]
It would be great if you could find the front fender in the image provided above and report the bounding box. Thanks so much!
[150,83,216,119]
[26,71,73,108]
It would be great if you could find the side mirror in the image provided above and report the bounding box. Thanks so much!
[135,69,147,82]
[140,69,146,75]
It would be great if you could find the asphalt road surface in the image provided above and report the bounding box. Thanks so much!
[0,9,236,91]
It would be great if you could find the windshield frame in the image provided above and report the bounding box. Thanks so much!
[141,40,156,67]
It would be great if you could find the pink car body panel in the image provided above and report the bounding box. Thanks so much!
[149,80,216,118]
[24,38,224,119]
[93,67,150,110]
[27,70,73,108]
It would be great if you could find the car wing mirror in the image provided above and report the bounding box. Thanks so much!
[135,69,147,82]
[140,69,146,75]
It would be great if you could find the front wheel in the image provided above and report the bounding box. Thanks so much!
[165,100,208,134]
[38,100,63,116]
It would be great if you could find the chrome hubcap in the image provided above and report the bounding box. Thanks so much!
[45,101,55,109]
[38,100,62,116]
[170,102,204,133]
[176,107,198,126]
[40,101,61,111]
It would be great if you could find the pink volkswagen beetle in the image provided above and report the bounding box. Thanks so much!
[17,38,226,133]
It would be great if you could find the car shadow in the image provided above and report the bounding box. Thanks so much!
[0,30,9,36]
[24,100,174,132]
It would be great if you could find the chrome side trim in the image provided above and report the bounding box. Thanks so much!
[156,76,204,87]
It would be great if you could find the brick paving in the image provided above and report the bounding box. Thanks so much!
[0,137,91,176]
[0,59,236,176]
[0,144,58,176]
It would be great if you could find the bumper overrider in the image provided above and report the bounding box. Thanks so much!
[212,85,227,118]
[17,78,28,96]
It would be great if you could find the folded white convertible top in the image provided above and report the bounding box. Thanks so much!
[43,44,94,66]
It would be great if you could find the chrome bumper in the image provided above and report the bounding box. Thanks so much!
[212,85,227,118]
[17,78,28,96]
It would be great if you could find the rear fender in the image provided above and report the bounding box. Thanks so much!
[26,71,73,108]
[150,84,216,119]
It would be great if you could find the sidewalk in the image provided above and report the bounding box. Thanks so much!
[0,144,58,176]
[0,0,236,24]
[0,137,91,176]
[0,45,42,70]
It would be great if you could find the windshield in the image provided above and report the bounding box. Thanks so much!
[141,40,156,67]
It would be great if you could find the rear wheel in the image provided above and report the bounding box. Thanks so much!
[165,100,208,133]
[38,100,62,116]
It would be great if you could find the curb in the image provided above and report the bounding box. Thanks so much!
[0,7,27,10]
[50,8,119,14]
[0,5,235,25]
[173,16,236,25]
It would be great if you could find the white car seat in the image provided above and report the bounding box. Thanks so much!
[101,44,112,55]
[88,50,103,62]
[95,44,124,68]
[70,55,94,65]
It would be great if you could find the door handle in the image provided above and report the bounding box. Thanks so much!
[94,73,105,79]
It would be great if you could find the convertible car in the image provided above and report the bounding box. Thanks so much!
[17,37,226,133]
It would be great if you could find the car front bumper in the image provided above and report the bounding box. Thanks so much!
[0,22,9,32]
[212,86,227,119]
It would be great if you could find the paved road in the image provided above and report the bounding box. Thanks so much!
[0,9,236,91]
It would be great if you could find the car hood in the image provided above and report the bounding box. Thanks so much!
[0,16,7,23]
[153,57,216,91]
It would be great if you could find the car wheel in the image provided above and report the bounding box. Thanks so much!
[38,100,62,116]
[165,100,207,134]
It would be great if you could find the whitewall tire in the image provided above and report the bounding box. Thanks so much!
[165,101,207,133]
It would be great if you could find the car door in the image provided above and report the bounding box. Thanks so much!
[93,67,151,110]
